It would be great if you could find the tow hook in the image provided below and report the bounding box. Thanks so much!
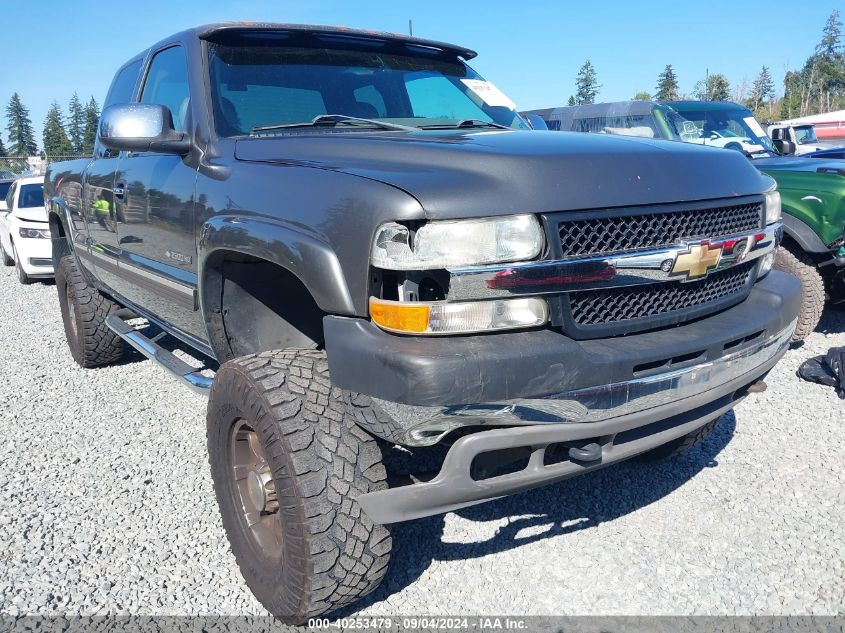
[568,442,602,464]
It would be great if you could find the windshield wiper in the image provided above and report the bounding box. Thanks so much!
[418,119,510,130]
[251,114,414,134]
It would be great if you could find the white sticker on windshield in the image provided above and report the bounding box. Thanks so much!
[743,116,767,139]
[461,79,517,110]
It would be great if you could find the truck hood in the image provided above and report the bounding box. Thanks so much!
[754,155,845,175]
[235,130,769,218]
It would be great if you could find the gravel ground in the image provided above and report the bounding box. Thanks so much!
[1,266,844,619]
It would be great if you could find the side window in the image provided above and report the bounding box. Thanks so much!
[103,60,142,110]
[98,60,142,158]
[5,183,15,210]
[141,46,191,132]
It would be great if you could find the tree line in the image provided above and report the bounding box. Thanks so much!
[0,93,100,158]
[567,9,845,123]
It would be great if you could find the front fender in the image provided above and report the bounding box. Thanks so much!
[197,215,356,315]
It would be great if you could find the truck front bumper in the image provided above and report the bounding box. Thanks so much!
[326,272,801,523]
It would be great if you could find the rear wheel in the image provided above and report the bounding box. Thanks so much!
[207,349,391,623]
[634,415,722,462]
[773,244,825,342]
[55,252,124,367]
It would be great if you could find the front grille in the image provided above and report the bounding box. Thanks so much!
[567,262,756,327]
[556,201,763,258]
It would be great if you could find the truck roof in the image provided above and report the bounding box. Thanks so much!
[667,101,752,114]
[524,100,659,121]
[194,22,477,60]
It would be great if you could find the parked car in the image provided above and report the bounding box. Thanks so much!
[0,175,53,283]
[670,101,845,339]
[0,169,19,180]
[803,147,845,160]
[524,101,764,152]
[0,178,14,211]
[768,123,828,155]
[45,23,799,623]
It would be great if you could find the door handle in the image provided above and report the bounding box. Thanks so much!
[113,184,126,199]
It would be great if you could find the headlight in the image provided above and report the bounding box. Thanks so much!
[18,228,50,239]
[371,214,544,270]
[764,189,781,224]
[370,296,548,335]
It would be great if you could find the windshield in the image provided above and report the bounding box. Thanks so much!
[207,42,527,136]
[795,126,819,144]
[670,107,774,155]
[18,183,44,208]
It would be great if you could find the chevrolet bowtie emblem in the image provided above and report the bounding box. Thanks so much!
[671,242,723,279]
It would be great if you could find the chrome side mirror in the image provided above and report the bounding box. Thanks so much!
[98,103,190,154]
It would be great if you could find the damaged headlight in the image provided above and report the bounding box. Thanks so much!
[370,214,544,270]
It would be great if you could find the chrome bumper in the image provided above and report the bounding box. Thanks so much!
[376,318,796,446]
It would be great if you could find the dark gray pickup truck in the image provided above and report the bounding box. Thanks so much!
[46,22,800,622]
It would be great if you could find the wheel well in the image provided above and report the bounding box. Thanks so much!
[203,251,326,361]
[48,212,70,261]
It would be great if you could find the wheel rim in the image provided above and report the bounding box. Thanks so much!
[65,284,79,341]
[230,420,284,559]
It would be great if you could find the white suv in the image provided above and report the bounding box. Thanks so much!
[0,176,53,284]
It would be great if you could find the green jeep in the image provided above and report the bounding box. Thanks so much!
[527,100,845,341]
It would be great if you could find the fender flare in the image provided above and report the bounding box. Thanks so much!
[197,215,356,357]
[781,213,830,253]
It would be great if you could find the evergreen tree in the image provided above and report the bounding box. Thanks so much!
[633,91,652,101]
[655,64,680,101]
[575,60,600,105]
[749,66,775,115]
[817,9,842,56]
[0,137,7,157]
[82,96,100,155]
[5,93,38,156]
[567,95,576,106]
[695,73,731,101]
[43,101,73,156]
[67,93,85,154]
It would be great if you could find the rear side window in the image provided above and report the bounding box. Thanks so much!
[18,184,44,208]
[141,46,191,131]
[0,182,12,200]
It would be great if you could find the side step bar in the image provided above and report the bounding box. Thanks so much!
[105,309,213,394]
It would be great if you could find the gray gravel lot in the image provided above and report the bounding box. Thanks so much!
[1,266,844,618]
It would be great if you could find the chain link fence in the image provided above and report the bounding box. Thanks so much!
[0,155,89,178]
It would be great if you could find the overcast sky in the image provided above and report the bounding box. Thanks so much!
[1,0,838,146]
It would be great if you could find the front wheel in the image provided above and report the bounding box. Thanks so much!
[207,349,392,623]
[12,242,33,284]
[773,245,825,342]
[0,238,13,266]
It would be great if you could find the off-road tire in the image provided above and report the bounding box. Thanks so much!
[55,253,124,367]
[0,239,13,266]
[207,349,392,624]
[12,242,33,284]
[634,415,721,462]
[774,245,825,342]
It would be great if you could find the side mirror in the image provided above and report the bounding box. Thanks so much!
[99,103,191,154]
[523,114,549,131]
[773,138,796,156]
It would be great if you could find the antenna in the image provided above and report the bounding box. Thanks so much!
[409,19,413,36]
